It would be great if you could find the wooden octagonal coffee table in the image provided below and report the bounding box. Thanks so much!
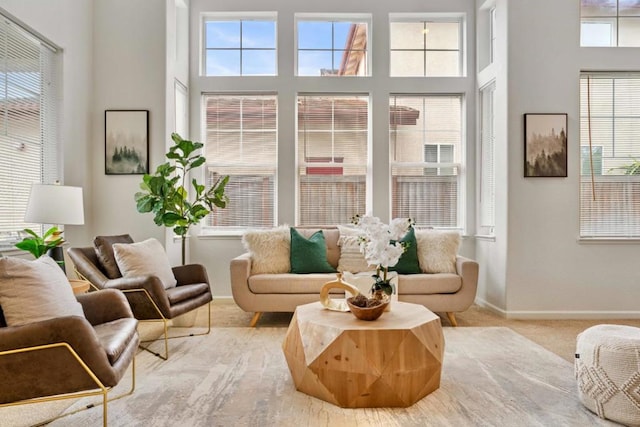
[282,301,444,408]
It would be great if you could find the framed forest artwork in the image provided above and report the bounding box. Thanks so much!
[105,110,149,175]
[524,113,568,177]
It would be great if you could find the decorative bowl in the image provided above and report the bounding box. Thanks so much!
[346,297,389,321]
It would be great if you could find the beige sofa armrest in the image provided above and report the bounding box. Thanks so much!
[230,253,253,311]
[452,255,480,312]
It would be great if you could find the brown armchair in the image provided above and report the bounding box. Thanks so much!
[0,289,138,427]
[68,240,212,360]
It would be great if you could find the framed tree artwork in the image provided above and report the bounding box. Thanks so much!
[105,109,149,175]
[524,113,568,177]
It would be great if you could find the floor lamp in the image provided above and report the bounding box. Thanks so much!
[24,183,85,272]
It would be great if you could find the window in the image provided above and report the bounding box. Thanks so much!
[389,16,463,77]
[296,15,370,76]
[479,82,496,234]
[297,94,368,225]
[580,72,640,238]
[203,15,276,76]
[203,94,277,229]
[581,0,640,47]
[0,14,60,249]
[390,95,462,228]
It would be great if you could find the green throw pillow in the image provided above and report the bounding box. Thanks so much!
[389,227,421,274]
[290,228,336,274]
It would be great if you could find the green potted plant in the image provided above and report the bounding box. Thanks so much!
[15,226,64,264]
[135,133,229,265]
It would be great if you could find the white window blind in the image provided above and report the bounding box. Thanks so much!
[0,14,59,248]
[390,94,462,229]
[203,93,277,229]
[580,72,640,238]
[479,82,495,233]
[297,94,368,225]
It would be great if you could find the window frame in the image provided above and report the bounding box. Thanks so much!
[295,93,370,226]
[294,13,372,77]
[579,71,640,239]
[388,13,465,78]
[0,12,61,251]
[201,92,279,231]
[389,93,464,230]
[201,12,278,77]
[580,1,640,47]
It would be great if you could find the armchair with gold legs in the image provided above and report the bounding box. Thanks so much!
[68,236,212,360]
[0,289,138,427]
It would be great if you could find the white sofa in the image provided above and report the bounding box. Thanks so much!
[230,227,479,327]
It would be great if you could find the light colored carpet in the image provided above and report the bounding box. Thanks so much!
[0,300,640,427]
[1,324,614,427]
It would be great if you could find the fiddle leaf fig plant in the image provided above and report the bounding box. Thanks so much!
[135,133,229,265]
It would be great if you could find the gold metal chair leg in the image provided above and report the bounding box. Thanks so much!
[138,302,212,360]
[1,345,136,426]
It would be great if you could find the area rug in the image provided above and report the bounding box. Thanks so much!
[2,327,614,426]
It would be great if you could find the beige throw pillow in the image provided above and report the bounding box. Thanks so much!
[336,225,374,273]
[242,225,291,274]
[0,256,85,326]
[415,230,461,274]
[113,238,177,289]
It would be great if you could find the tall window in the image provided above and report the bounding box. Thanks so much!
[581,0,640,47]
[580,72,640,238]
[390,95,462,228]
[296,15,370,76]
[489,7,496,64]
[479,82,496,234]
[297,94,368,225]
[0,14,59,249]
[203,15,276,76]
[389,16,463,77]
[203,94,277,229]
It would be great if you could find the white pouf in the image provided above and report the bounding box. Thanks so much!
[575,324,640,426]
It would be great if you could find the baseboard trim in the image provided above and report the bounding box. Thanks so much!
[474,297,507,317]
[504,310,640,320]
[474,298,640,319]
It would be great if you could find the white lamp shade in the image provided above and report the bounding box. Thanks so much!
[24,184,85,225]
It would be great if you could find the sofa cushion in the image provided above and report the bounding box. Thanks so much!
[295,227,340,268]
[290,228,336,274]
[113,238,177,289]
[336,225,375,273]
[242,225,290,274]
[0,256,85,326]
[416,230,461,274]
[94,234,134,279]
[398,273,462,294]
[249,273,344,294]
[389,227,421,274]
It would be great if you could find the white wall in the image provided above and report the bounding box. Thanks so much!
[189,0,477,297]
[476,0,640,318]
[91,0,167,244]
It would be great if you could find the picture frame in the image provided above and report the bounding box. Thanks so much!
[105,109,149,175]
[524,113,568,178]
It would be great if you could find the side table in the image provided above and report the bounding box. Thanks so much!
[69,279,91,295]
